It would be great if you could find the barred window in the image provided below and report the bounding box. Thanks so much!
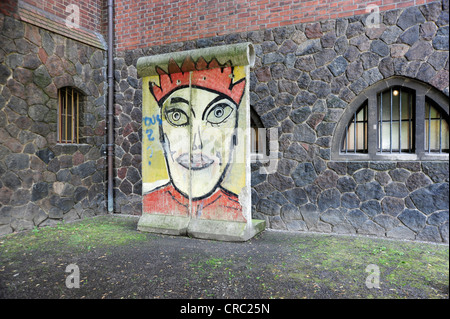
[377,87,414,153]
[58,87,81,144]
[341,102,368,153]
[333,77,449,161]
[425,98,449,153]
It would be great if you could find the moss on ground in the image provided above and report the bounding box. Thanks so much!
[0,215,448,299]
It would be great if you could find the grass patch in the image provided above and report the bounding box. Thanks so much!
[281,234,449,298]
[0,215,148,257]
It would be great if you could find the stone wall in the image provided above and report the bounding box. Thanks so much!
[0,14,108,235]
[114,2,449,242]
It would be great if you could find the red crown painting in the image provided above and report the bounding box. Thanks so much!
[149,56,246,106]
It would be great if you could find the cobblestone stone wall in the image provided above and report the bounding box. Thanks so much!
[113,2,449,243]
[0,14,107,235]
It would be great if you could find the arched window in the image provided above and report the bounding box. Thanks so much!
[250,107,268,162]
[332,77,449,161]
[58,87,83,144]
[341,102,368,154]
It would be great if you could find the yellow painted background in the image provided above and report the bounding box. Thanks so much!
[142,66,247,196]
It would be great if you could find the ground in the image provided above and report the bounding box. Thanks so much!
[0,215,448,301]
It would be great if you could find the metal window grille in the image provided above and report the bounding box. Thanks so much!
[425,98,449,153]
[58,87,80,144]
[377,87,414,153]
[341,102,368,153]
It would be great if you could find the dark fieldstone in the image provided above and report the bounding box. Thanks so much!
[5,153,29,170]
[397,161,421,172]
[398,209,426,232]
[380,26,403,44]
[290,107,311,124]
[263,52,285,65]
[33,65,52,89]
[346,209,367,228]
[373,214,399,231]
[31,182,48,201]
[370,40,389,57]
[375,171,391,186]
[296,39,321,56]
[369,162,396,171]
[315,170,339,189]
[405,41,433,61]
[320,208,345,225]
[397,6,426,30]
[349,77,368,94]
[0,65,11,85]
[281,203,302,221]
[360,200,382,218]
[316,122,335,137]
[362,68,383,86]
[337,176,356,193]
[346,22,365,38]
[360,52,380,69]
[356,181,385,201]
[381,196,405,217]
[399,25,419,45]
[317,188,341,212]
[379,57,394,78]
[279,40,298,55]
[2,171,21,190]
[281,188,308,207]
[343,45,360,62]
[389,168,410,182]
[416,63,436,83]
[326,95,347,109]
[71,161,96,179]
[305,23,323,39]
[268,173,295,191]
[257,199,281,216]
[254,96,275,114]
[353,169,374,184]
[74,186,88,201]
[421,162,449,183]
[410,183,449,215]
[328,56,348,76]
[292,163,317,187]
[284,143,309,162]
[417,225,442,242]
[321,32,337,48]
[384,182,409,198]
[428,211,449,226]
[406,172,432,191]
[347,162,368,175]
[314,49,336,67]
[308,80,331,98]
[293,124,316,144]
[341,193,360,209]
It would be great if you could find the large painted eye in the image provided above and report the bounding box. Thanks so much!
[165,109,189,126]
[206,103,234,124]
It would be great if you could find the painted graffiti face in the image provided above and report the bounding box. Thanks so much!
[160,87,238,199]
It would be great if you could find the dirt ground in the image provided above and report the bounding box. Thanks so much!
[0,215,448,306]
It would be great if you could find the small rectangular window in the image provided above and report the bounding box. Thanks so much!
[58,87,80,144]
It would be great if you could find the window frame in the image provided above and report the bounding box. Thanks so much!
[57,87,82,145]
[332,77,449,161]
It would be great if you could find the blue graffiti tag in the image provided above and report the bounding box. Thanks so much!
[143,114,161,166]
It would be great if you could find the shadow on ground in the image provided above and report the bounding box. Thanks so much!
[0,215,448,299]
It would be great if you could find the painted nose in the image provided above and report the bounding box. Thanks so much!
[192,127,203,151]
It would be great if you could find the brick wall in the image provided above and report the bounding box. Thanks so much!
[0,0,107,35]
[114,0,438,50]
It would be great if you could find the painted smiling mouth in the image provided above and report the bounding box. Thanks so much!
[176,153,214,170]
